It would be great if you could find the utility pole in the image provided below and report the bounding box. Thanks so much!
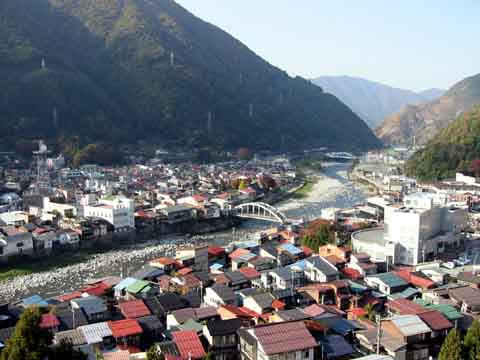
[376,315,382,354]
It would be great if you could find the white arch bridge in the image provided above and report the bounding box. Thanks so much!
[233,202,289,224]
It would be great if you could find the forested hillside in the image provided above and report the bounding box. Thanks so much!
[0,0,380,154]
[406,106,480,180]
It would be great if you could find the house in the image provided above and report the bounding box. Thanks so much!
[56,230,81,248]
[172,330,206,360]
[118,300,151,319]
[158,205,196,224]
[417,310,452,338]
[149,257,177,273]
[243,293,275,315]
[126,280,158,299]
[83,195,135,232]
[269,309,310,323]
[365,272,409,295]
[114,278,138,300]
[71,296,108,323]
[347,253,377,277]
[204,284,236,307]
[224,271,250,290]
[394,270,435,290]
[304,256,339,283]
[203,319,242,360]
[381,315,431,360]
[0,226,34,262]
[108,319,143,348]
[238,321,317,360]
[137,315,165,345]
[262,268,304,291]
[320,334,355,359]
[54,329,93,358]
[449,286,480,313]
[78,322,115,350]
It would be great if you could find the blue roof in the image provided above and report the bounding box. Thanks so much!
[288,259,307,271]
[22,295,48,307]
[114,277,138,291]
[321,335,354,359]
[373,272,408,288]
[210,263,224,271]
[331,318,361,336]
[388,287,421,300]
[280,243,303,255]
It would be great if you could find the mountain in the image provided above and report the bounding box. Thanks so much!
[376,73,480,145]
[406,106,480,180]
[0,0,380,155]
[311,75,444,129]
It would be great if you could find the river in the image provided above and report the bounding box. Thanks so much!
[0,162,367,303]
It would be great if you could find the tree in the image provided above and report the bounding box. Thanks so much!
[147,346,165,360]
[439,329,463,360]
[238,180,247,190]
[464,319,480,360]
[0,307,52,360]
[363,303,376,322]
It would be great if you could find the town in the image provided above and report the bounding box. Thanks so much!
[1,142,480,360]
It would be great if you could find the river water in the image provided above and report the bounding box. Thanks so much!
[0,162,367,303]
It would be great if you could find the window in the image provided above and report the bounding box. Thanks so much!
[304,350,309,359]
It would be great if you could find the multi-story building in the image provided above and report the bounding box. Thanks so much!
[353,192,467,266]
[83,196,134,232]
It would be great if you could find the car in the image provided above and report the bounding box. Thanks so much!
[442,261,456,269]
[454,257,471,266]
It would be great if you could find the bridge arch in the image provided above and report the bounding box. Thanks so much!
[233,202,288,224]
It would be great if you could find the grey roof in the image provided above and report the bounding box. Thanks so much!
[132,265,164,280]
[56,307,89,330]
[390,315,431,336]
[306,256,339,276]
[224,271,248,284]
[270,267,293,281]
[78,322,112,344]
[250,292,275,309]
[137,315,165,332]
[71,296,107,316]
[54,329,87,346]
[206,318,242,336]
[210,284,236,302]
[275,309,310,321]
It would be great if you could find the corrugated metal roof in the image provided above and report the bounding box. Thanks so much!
[280,243,303,255]
[321,334,354,358]
[172,330,206,360]
[54,329,87,346]
[108,319,143,338]
[417,310,453,331]
[390,315,430,336]
[254,321,317,355]
[79,322,112,344]
[372,272,408,288]
[127,280,150,294]
[119,300,151,319]
[114,277,138,291]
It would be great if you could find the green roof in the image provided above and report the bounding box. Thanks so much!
[127,280,150,294]
[178,319,203,332]
[140,285,152,293]
[375,272,408,288]
[413,299,463,320]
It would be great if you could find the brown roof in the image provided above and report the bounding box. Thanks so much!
[450,286,480,306]
[417,310,453,331]
[253,321,317,355]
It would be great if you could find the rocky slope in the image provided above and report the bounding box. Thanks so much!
[376,73,480,145]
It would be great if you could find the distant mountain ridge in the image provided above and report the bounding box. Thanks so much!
[376,73,480,145]
[0,0,381,153]
[311,75,444,129]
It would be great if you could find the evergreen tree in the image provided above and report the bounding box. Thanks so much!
[464,320,480,360]
[0,307,52,360]
[50,341,87,360]
[439,329,463,360]
[204,352,215,360]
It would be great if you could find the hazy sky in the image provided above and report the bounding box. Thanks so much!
[175,0,479,92]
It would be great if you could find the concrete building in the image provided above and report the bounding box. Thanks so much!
[0,226,34,261]
[353,193,467,266]
[83,196,134,232]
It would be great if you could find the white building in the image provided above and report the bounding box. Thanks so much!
[353,192,467,266]
[83,196,134,232]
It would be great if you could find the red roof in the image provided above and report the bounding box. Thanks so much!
[220,305,256,319]
[151,257,176,266]
[119,300,151,319]
[394,270,435,289]
[172,330,206,360]
[253,321,317,355]
[238,267,260,280]
[82,282,110,296]
[302,304,326,317]
[418,310,453,331]
[229,248,250,259]
[108,319,143,338]
[39,314,60,329]
[208,246,225,257]
[271,299,286,310]
[57,291,83,302]
[177,267,193,276]
[387,299,426,315]
[341,267,363,280]
[103,350,131,360]
[348,307,367,317]
[302,246,313,257]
